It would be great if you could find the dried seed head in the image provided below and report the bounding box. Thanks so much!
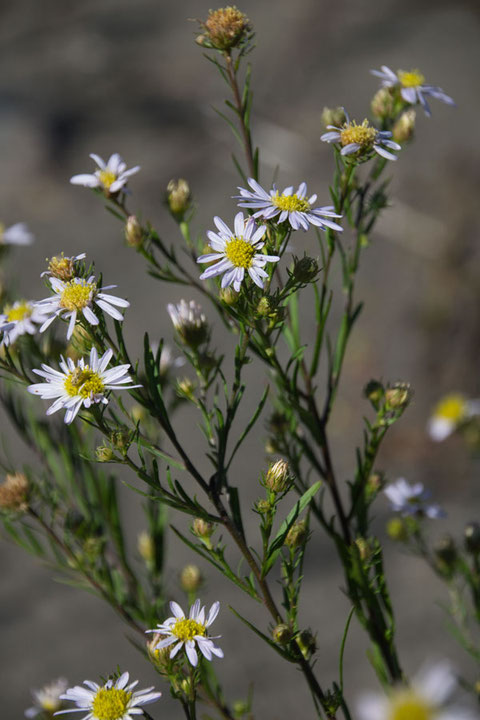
[0,472,29,511]
[200,7,251,51]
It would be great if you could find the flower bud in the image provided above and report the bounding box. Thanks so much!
[166,179,191,219]
[386,517,409,542]
[256,499,272,514]
[180,564,203,593]
[273,623,292,644]
[385,382,412,411]
[285,520,308,549]
[233,700,249,718]
[193,517,215,539]
[0,472,29,512]
[321,106,347,129]
[147,633,173,671]
[130,404,147,424]
[199,7,251,51]
[392,109,416,144]
[464,522,480,554]
[256,296,272,317]
[371,87,395,119]
[110,429,131,452]
[176,377,196,399]
[354,537,372,562]
[292,256,319,283]
[296,629,317,659]
[95,445,114,462]
[83,536,104,560]
[125,215,143,248]
[366,471,385,497]
[138,531,155,563]
[219,287,238,305]
[434,534,457,568]
[364,379,385,408]
[265,459,291,493]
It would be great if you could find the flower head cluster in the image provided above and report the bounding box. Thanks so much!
[57,671,161,720]
[36,274,129,340]
[28,347,140,424]
[384,478,445,519]
[0,222,34,246]
[0,300,46,345]
[167,299,209,348]
[237,178,343,232]
[198,212,279,292]
[357,660,476,720]
[70,153,140,194]
[371,65,455,117]
[25,677,68,718]
[147,599,223,667]
[321,114,401,161]
[0,472,29,512]
[427,393,480,442]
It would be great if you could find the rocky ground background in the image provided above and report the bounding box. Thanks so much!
[1,0,480,717]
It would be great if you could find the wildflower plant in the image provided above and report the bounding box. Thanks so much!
[0,7,478,720]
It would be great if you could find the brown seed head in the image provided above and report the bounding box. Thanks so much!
[0,472,29,511]
[201,7,251,51]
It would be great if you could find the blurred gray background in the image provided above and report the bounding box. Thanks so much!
[1,0,480,717]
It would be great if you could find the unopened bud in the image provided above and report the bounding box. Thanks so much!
[392,109,416,144]
[366,471,385,497]
[83,536,104,560]
[386,517,409,542]
[0,472,29,512]
[465,522,480,554]
[292,256,319,283]
[166,179,191,219]
[256,499,271,514]
[219,287,238,305]
[199,7,251,51]
[193,517,215,539]
[256,296,272,317]
[297,629,317,659]
[180,564,203,592]
[321,106,347,129]
[233,700,249,718]
[364,379,385,408]
[354,537,372,562]
[434,535,457,568]
[285,520,308,549]
[385,382,412,411]
[125,215,143,248]
[110,429,131,452]
[265,459,290,493]
[273,623,292,644]
[371,87,395,119]
[131,404,147,424]
[177,377,196,399]
[95,445,114,462]
[138,531,155,563]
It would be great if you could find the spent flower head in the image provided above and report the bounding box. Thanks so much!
[28,347,140,425]
[236,178,343,232]
[384,478,446,519]
[0,221,34,246]
[0,472,29,512]
[57,671,161,720]
[357,660,476,720]
[25,676,69,718]
[198,7,252,51]
[371,65,455,117]
[70,153,140,195]
[147,599,223,667]
[321,113,401,162]
[198,211,280,292]
[42,253,86,281]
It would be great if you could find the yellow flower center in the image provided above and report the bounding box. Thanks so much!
[64,367,105,399]
[225,237,257,269]
[98,170,117,189]
[5,301,32,322]
[91,687,132,720]
[60,280,95,311]
[398,69,425,88]
[433,393,467,422]
[340,120,377,148]
[271,192,311,213]
[172,617,206,641]
[389,691,433,720]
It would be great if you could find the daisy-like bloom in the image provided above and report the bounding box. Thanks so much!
[36,275,129,340]
[371,65,455,117]
[427,393,480,442]
[384,478,445,519]
[41,253,86,281]
[56,671,161,720]
[197,212,280,291]
[357,660,477,720]
[70,153,140,194]
[236,178,343,232]
[0,222,34,246]
[321,112,401,161]
[28,347,140,424]
[25,677,69,718]
[0,300,47,345]
[146,599,223,667]
[167,299,209,348]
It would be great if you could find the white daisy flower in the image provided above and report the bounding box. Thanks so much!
[56,671,161,720]
[25,677,69,718]
[371,65,455,117]
[427,393,480,442]
[70,153,140,194]
[0,300,47,346]
[321,112,401,161]
[236,178,343,232]
[167,299,209,347]
[357,660,477,720]
[28,347,140,424]
[36,275,129,340]
[384,478,446,519]
[0,222,34,246]
[146,598,224,667]
[197,212,280,292]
